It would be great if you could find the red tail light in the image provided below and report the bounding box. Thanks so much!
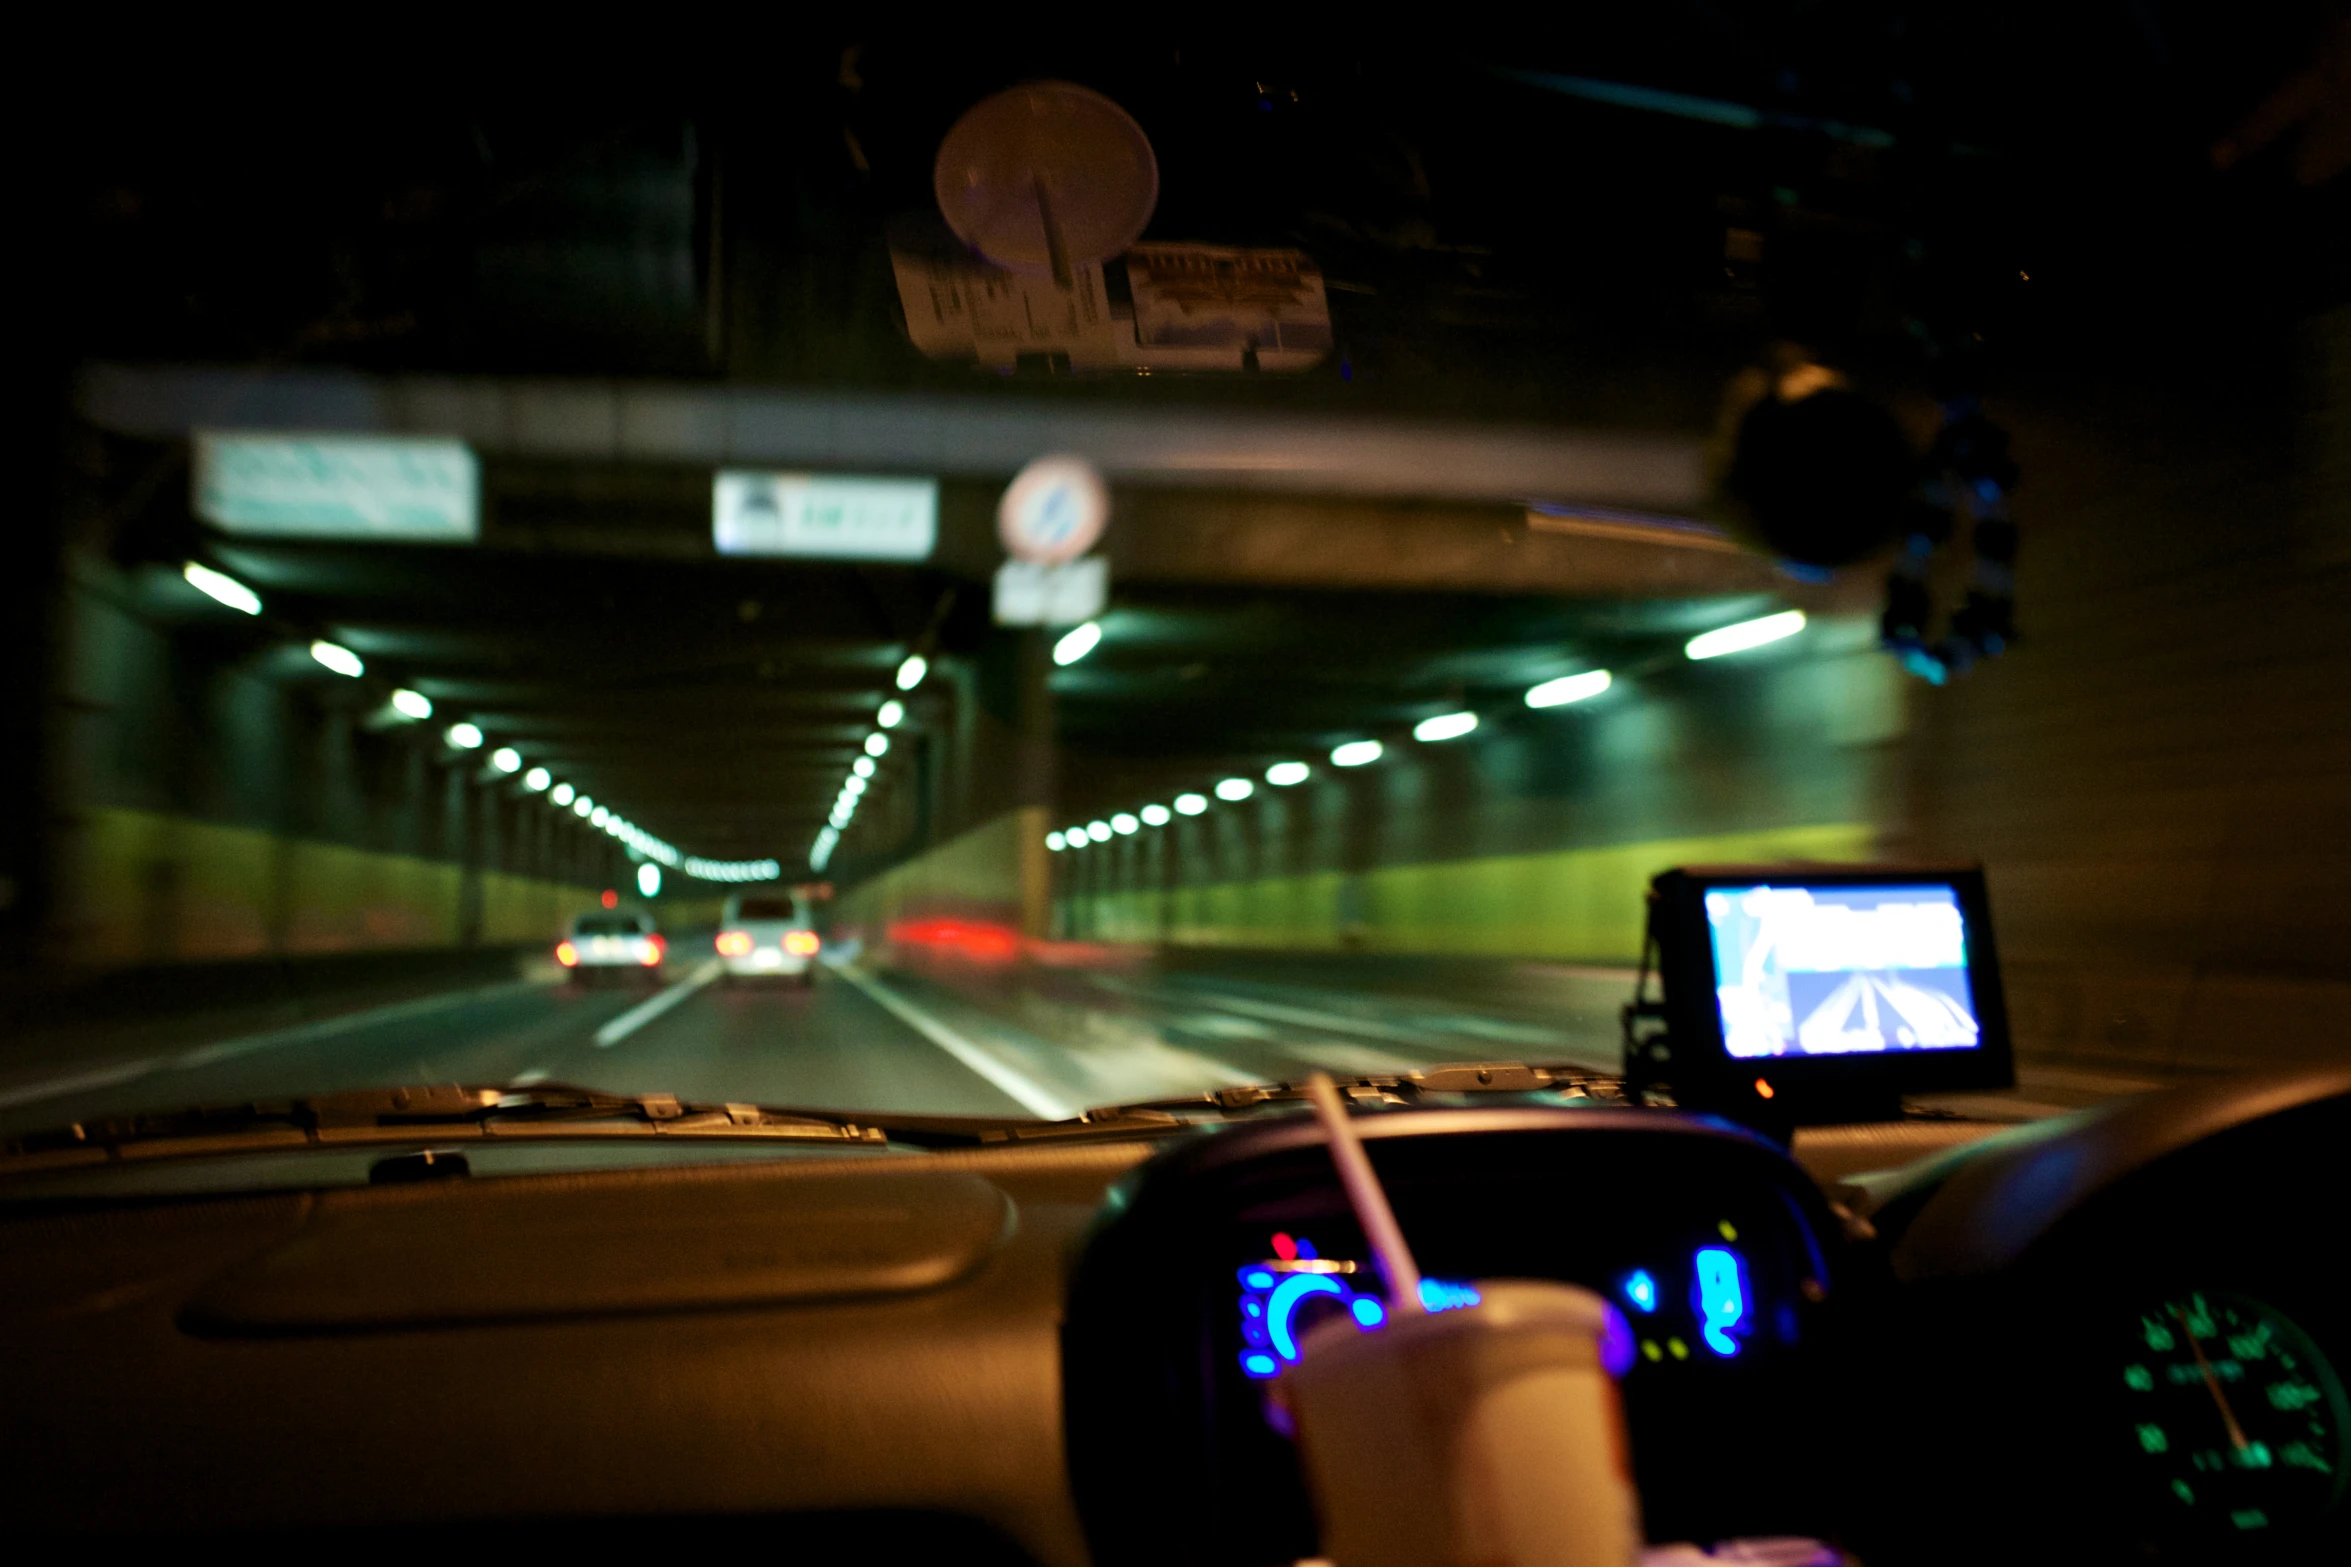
[555,941,578,967]
[783,930,820,957]
[715,930,753,957]
[640,934,667,966]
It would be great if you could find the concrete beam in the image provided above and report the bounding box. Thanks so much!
[77,364,1707,510]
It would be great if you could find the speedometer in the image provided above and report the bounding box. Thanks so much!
[2120,1291,2348,1538]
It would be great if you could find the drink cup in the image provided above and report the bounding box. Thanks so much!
[1284,1279,1642,1567]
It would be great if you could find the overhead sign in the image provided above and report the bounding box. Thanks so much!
[890,250,1123,371]
[194,433,479,542]
[997,455,1108,564]
[1125,244,1332,372]
[993,558,1107,626]
[714,473,938,561]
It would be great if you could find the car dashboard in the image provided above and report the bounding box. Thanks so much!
[3,1073,2347,1565]
[1065,1108,1844,1562]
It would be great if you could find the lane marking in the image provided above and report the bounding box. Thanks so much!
[1283,1041,1438,1075]
[509,1068,552,1087]
[0,977,548,1112]
[0,1059,159,1111]
[594,961,722,1048]
[828,964,1078,1120]
[1160,990,1433,1044]
[1442,1015,1573,1046]
[1178,1013,1276,1040]
[173,980,542,1067]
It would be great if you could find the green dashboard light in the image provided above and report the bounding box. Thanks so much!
[2120,1291,2348,1537]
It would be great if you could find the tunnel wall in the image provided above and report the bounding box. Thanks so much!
[832,806,1051,955]
[38,558,667,976]
[1060,822,1874,961]
[1880,334,2351,1075]
[1044,615,1902,963]
[51,805,607,966]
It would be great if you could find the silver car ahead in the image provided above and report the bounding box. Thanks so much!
[714,894,818,985]
[557,911,666,987]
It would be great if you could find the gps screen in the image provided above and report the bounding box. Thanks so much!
[1704,883,1981,1060]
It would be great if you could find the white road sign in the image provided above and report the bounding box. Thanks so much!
[993,558,1108,626]
[194,434,478,542]
[714,473,938,561]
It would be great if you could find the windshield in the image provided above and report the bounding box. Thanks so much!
[572,916,649,936]
[4,28,2346,1146]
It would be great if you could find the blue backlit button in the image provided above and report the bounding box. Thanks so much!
[1239,1352,1280,1379]
[1623,1269,1659,1314]
[1417,1278,1482,1312]
[1267,1273,1347,1360]
[1242,1319,1270,1348]
[1694,1247,1748,1356]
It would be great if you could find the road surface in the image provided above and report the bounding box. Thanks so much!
[0,950,2155,1136]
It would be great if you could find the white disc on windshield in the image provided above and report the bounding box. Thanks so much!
[934,82,1158,279]
[998,455,1109,564]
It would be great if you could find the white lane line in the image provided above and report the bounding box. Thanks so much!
[1169,990,1433,1044]
[0,1059,159,1111]
[1283,1041,1439,1075]
[509,1068,552,1087]
[1442,1016,1573,1047]
[828,964,1078,1120]
[593,961,722,1048]
[0,977,546,1112]
[173,979,541,1068]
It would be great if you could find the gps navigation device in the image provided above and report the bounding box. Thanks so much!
[1624,864,2015,1130]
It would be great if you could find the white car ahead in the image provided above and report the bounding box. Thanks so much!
[714,894,819,985]
[556,911,666,987]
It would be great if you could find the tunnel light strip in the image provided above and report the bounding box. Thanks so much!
[309,640,364,678]
[183,561,263,615]
[1686,609,1806,660]
[1413,711,1477,743]
[1525,669,1612,708]
[683,856,783,882]
[1052,621,1101,666]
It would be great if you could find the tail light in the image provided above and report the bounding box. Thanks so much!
[715,930,753,957]
[640,934,667,967]
[555,941,578,967]
[783,930,821,957]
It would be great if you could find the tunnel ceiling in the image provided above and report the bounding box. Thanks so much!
[135,521,1804,864]
[60,19,2340,872]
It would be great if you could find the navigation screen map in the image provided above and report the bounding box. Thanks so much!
[1704,884,1981,1060]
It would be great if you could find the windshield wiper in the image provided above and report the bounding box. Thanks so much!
[0,1084,886,1173]
[983,1062,1627,1143]
[0,1064,1629,1172]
